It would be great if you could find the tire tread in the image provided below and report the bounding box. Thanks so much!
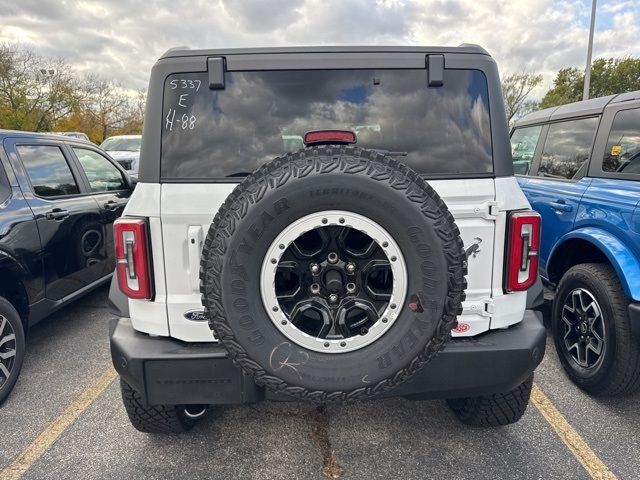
[447,375,533,427]
[119,379,194,434]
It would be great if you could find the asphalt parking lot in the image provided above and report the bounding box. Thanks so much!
[1,286,638,480]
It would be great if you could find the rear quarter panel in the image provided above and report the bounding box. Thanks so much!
[572,178,640,300]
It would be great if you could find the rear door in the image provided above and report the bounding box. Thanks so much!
[7,139,105,300]
[520,117,600,280]
[157,62,500,341]
[69,146,132,276]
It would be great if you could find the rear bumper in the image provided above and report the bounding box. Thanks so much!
[110,310,546,406]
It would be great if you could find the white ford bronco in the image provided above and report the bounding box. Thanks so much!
[109,45,546,433]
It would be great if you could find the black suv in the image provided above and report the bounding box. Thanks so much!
[0,130,134,403]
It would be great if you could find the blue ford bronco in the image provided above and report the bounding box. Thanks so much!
[511,90,640,395]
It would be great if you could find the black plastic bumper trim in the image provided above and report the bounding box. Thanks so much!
[108,271,129,318]
[526,276,544,310]
[110,310,546,406]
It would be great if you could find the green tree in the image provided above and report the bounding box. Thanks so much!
[541,57,640,109]
[0,44,83,131]
[0,43,145,141]
[501,72,543,125]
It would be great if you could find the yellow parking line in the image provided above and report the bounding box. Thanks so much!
[0,369,618,480]
[531,384,617,480]
[1,367,117,480]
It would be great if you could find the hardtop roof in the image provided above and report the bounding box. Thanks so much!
[514,90,640,127]
[159,44,490,59]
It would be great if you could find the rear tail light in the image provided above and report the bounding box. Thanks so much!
[114,218,153,299]
[505,211,541,292]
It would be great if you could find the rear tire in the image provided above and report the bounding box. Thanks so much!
[119,379,207,434]
[552,263,640,396]
[0,297,25,405]
[447,375,533,427]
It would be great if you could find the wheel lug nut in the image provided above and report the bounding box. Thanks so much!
[346,262,356,273]
[328,293,338,304]
[328,252,338,264]
[346,282,357,294]
[310,283,320,294]
[310,263,320,274]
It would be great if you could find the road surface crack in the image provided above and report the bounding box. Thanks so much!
[308,405,344,479]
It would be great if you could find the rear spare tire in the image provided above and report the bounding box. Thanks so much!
[200,146,467,402]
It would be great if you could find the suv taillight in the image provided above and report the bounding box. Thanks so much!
[505,211,541,292]
[114,218,152,299]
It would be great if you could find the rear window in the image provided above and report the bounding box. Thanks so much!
[602,107,640,178]
[161,69,493,179]
[538,117,599,180]
[510,125,542,175]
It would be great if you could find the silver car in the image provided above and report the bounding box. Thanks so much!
[99,135,141,172]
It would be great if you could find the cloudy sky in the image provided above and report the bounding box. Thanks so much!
[1,0,639,98]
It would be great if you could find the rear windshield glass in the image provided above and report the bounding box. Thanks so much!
[161,69,493,179]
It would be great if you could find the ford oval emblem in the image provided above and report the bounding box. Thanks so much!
[184,310,208,322]
[453,322,470,333]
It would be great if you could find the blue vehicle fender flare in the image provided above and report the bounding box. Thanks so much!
[549,227,640,301]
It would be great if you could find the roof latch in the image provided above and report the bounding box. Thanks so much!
[426,55,444,87]
[208,57,226,90]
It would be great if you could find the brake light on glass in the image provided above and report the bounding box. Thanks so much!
[114,218,152,299]
[505,211,541,292]
[303,130,357,146]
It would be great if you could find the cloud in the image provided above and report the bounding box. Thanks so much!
[0,0,638,100]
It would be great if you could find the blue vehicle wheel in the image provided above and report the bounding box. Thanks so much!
[552,264,640,396]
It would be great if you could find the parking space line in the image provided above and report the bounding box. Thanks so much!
[531,384,617,480]
[1,367,117,480]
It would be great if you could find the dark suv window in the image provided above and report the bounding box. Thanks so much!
[538,117,599,180]
[73,148,126,192]
[510,125,542,175]
[602,108,640,177]
[17,145,80,197]
[161,69,493,179]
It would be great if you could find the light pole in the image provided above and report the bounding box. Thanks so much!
[583,0,597,101]
[36,68,57,129]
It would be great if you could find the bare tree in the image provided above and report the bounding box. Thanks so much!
[502,72,543,125]
[84,77,132,140]
[120,88,146,134]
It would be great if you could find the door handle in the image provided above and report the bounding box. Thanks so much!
[45,208,69,220]
[550,201,573,213]
[103,200,119,211]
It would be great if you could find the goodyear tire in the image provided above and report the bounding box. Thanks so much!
[200,146,467,402]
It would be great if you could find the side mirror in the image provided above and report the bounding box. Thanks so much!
[126,173,139,190]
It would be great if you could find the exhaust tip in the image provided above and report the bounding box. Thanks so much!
[182,405,208,420]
